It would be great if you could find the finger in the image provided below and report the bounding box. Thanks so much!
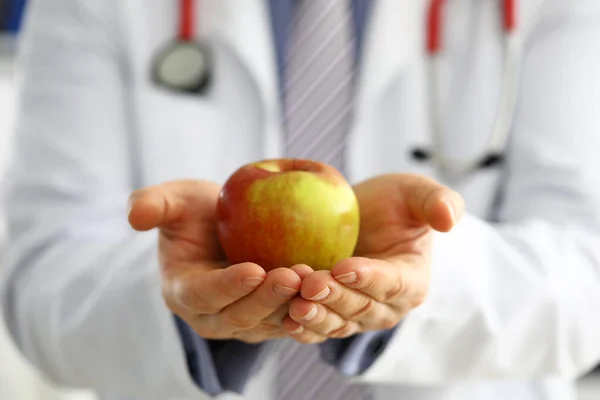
[289,264,314,280]
[354,174,465,233]
[300,270,398,331]
[128,180,221,231]
[164,262,266,315]
[264,304,290,328]
[282,317,329,344]
[217,268,302,331]
[288,295,361,337]
[332,257,429,311]
[232,326,287,344]
[402,175,464,232]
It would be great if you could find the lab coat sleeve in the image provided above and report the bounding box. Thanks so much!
[356,0,600,384]
[0,0,219,398]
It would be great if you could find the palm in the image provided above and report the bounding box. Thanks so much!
[130,180,226,267]
[352,174,456,261]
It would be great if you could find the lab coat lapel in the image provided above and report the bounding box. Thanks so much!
[206,0,282,157]
[353,0,421,124]
[346,0,423,182]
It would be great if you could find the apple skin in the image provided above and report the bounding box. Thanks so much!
[216,159,360,271]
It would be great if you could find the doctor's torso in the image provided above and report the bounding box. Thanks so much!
[99,1,576,399]
[117,0,545,219]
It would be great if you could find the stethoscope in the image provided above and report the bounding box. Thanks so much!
[153,0,521,182]
[152,0,212,94]
[412,0,521,181]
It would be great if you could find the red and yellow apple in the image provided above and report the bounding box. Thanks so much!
[216,159,360,271]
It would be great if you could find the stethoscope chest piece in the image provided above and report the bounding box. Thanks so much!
[152,40,213,94]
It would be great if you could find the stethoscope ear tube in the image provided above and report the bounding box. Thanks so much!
[415,0,521,183]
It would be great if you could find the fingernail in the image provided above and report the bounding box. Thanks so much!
[334,272,357,284]
[301,305,318,321]
[307,286,331,301]
[273,284,297,299]
[242,277,264,289]
[443,194,463,224]
[444,199,457,224]
[290,325,304,335]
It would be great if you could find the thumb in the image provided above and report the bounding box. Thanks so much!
[403,175,465,232]
[127,180,222,232]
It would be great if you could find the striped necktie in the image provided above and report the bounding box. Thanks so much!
[276,340,369,400]
[283,0,357,173]
[278,1,369,399]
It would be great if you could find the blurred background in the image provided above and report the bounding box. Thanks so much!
[0,1,599,400]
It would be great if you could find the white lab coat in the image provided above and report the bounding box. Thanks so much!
[2,0,600,399]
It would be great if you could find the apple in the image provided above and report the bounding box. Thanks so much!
[216,159,360,271]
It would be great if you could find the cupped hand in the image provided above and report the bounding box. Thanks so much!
[128,180,313,343]
[281,174,465,343]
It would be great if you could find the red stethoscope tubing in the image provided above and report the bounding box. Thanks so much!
[502,0,517,32]
[427,0,517,55]
[179,0,196,41]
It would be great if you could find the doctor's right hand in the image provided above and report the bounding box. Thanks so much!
[128,180,311,343]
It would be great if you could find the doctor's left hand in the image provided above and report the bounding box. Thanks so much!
[282,174,465,343]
